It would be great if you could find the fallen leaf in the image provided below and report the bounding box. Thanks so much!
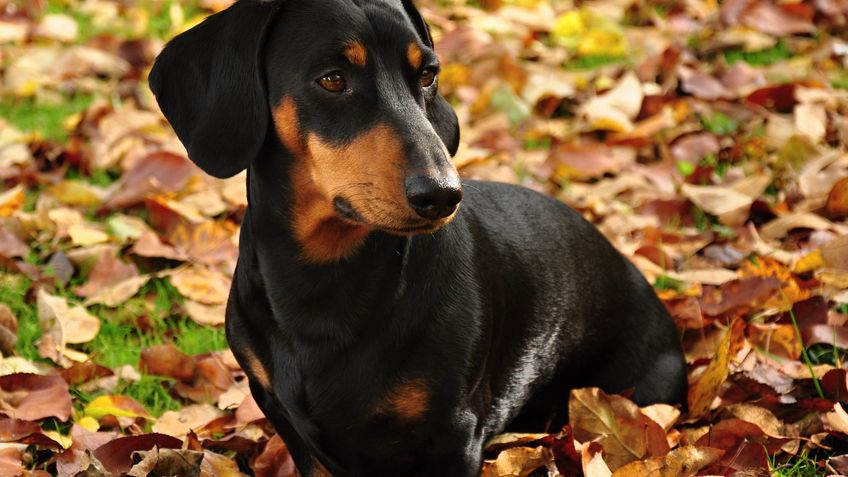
[84,395,152,421]
[740,2,815,36]
[185,300,226,326]
[252,434,299,477]
[611,445,724,477]
[0,304,18,356]
[481,446,553,477]
[0,448,22,477]
[73,252,139,298]
[37,289,100,365]
[582,441,612,477]
[580,72,643,133]
[827,176,848,219]
[680,183,752,218]
[169,266,231,305]
[688,319,745,417]
[139,344,196,382]
[92,434,183,476]
[153,404,224,439]
[0,228,27,259]
[104,152,197,210]
[0,373,72,421]
[569,388,670,470]
[201,450,248,477]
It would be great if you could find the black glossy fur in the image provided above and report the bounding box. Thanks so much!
[149,1,687,475]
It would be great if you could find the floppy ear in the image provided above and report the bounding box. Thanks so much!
[401,0,460,157]
[149,0,283,178]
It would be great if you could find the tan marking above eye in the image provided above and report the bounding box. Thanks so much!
[344,40,368,67]
[406,42,423,71]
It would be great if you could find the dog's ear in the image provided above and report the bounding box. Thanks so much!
[401,0,460,157]
[149,0,283,178]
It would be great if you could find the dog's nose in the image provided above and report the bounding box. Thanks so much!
[405,175,463,220]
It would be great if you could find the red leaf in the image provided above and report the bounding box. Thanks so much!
[0,373,72,421]
[92,433,182,476]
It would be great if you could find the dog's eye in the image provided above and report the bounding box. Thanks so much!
[420,68,436,88]
[318,73,346,93]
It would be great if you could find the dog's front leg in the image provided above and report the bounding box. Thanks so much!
[249,382,326,476]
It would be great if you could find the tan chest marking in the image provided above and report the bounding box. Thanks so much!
[376,379,430,422]
[241,348,272,390]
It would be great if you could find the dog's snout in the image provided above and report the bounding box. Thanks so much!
[405,175,462,220]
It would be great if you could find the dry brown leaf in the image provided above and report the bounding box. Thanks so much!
[131,231,189,261]
[740,2,815,36]
[139,344,196,382]
[252,435,299,477]
[185,300,226,326]
[824,403,848,434]
[0,373,72,421]
[640,404,681,431]
[680,183,753,217]
[688,319,745,417]
[759,212,835,239]
[37,289,100,365]
[580,72,643,133]
[610,445,724,477]
[169,266,231,305]
[582,442,612,477]
[201,450,248,477]
[73,252,139,297]
[153,404,224,439]
[481,446,553,477]
[126,447,204,477]
[0,228,28,259]
[0,304,18,356]
[570,388,670,471]
[0,447,23,477]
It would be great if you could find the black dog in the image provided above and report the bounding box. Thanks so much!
[150,0,687,474]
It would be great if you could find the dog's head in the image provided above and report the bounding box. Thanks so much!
[150,0,462,253]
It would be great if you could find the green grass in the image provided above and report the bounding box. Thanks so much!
[654,274,684,292]
[700,111,739,135]
[2,274,228,416]
[700,154,730,178]
[724,41,792,66]
[44,0,205,41]
[769,449,827,477]
[807,342,847,367]
[72,375,182,417]
[0,95,93,142]
[84,278,228,369]
[0,275,41,361]
[563,54,627,70]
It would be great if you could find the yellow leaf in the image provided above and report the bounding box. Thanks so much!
[552,10,627,57]
[43,430,73,449]
[578,29,628,57]
[68,224,110,246]
[794,249,824,273]
[84,395,152,421]
[77,415,100,432]
[0,185,25,217]
[687,319,744,417]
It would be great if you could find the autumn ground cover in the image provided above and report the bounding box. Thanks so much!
[0,0,847,475]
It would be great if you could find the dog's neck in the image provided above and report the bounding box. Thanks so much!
[240,148,412,339]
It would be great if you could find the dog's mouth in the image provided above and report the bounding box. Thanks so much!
[332,196,454,235]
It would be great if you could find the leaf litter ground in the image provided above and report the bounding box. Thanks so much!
[1,0,848,475]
